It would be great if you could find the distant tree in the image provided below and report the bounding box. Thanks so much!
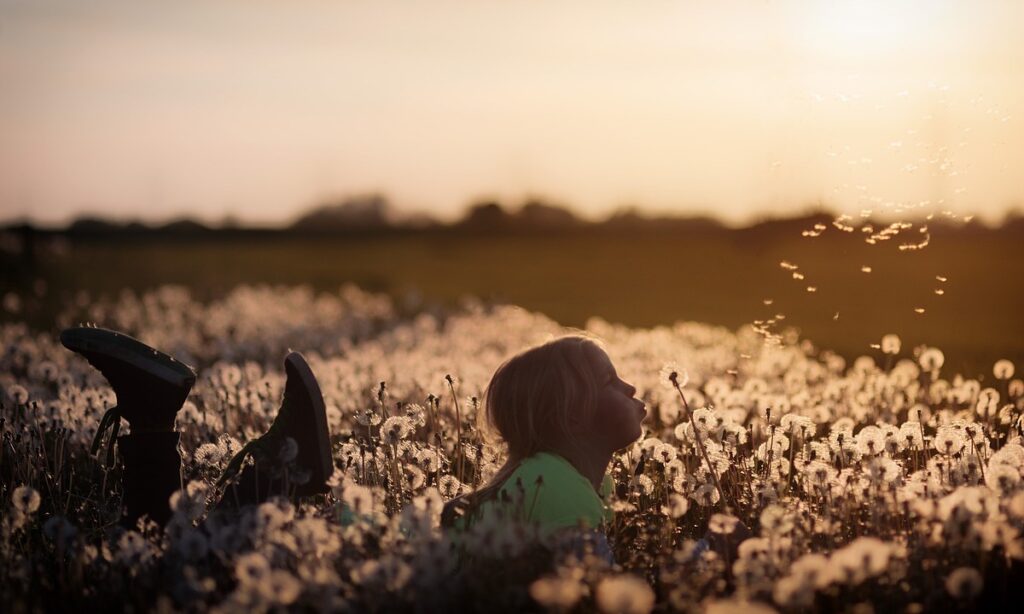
[458,201,512,230]
[160,219,211,234]
[516,200,580,229]
[290,194,393,231]
[67,217,124,234]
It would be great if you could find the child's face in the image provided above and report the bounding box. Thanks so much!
[584,348,646,452]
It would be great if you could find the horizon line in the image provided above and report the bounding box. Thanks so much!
[5,198,1021,232]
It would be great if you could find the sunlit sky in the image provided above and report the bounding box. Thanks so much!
[1,0,1022,226]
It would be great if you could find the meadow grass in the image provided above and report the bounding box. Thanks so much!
[2,283,1023,612]
[6,225,1022,376]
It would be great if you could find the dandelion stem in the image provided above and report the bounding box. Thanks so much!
[671,376,729,511]
[446,375,464,482]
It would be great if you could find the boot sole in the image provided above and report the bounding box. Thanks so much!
[284,352,333,494]
[61,327,196,389]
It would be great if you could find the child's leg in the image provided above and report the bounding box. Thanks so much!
[117,431,182,527]
[60,327,196,528]
[215,352,332,511]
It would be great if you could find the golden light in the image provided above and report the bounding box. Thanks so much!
[798,0,951,60]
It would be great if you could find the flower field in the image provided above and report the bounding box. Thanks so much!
[2,284,1023,612]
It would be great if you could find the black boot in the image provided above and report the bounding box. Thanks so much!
[60,326,195,526]
[218,352,332,508]
[60,327,195,430]
[118,431,182,527]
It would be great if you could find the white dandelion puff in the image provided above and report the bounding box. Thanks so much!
[945,567,983,599]
[12,485,41,514]
[595,574,655,614]
[994,359,1014,380]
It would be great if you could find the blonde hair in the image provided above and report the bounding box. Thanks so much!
[444,334,607,526]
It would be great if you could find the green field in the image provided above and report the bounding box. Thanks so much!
[4,223,1022,377]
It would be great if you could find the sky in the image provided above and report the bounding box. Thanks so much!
[1,0,1022,226]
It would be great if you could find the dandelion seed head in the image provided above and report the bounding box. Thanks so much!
[660,363,687,389]
[175,528,209,561]
[993,359,1014,380]
[259,569,302,605]
[636,475,655,496]
[691,483,720,507]
[595,574,655,614]
[194,442,222,466]
[6,384,29,405]
[12,485,41,514]
[705,599,778,614]
[708,513,740,535]
[381,416,413,445]
[945,567,983,599]
[530,574,585,611]
[355,407,383,427]
[920,348,945,371]
[278,436,299,463]
[438,475,463,499]
[41,513,75,542]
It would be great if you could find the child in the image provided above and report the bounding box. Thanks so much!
[443,335,646,562]
[60,326,333,527]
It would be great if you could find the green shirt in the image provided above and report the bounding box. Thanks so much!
[462,452,614,536]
